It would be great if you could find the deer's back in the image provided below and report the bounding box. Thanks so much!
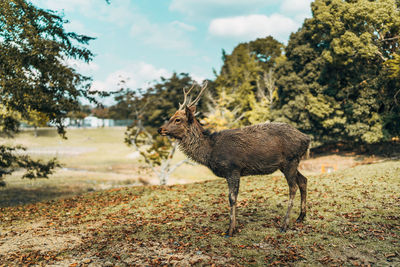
[207,123,310,177]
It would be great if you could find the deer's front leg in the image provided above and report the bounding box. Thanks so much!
[226,173,240,237]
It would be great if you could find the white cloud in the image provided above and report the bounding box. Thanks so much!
[90,62,170,92]
[170,0,274,19]
[31,0,97,13]
[130,18,195,51]
[65,58,99,73]
[208,14,299,42]
[98,0,136,26]
[171,21,196,32]
[32,0,134,27]
[280,0,313,22]
[281,0,313,15]
[191,74,206,84]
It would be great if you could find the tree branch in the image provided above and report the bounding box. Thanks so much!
[380,35,399,42]
[167,159,195,175]
[376,50,388,62]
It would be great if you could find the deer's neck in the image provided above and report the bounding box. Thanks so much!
[178,121,211,166]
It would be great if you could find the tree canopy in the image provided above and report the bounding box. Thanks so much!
[214,37,284,125]
[0,0,98,183]
[272,0,400,146]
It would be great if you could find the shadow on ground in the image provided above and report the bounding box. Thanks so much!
[0,185,88,208]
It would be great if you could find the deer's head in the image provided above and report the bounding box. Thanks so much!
[158,82,207,140]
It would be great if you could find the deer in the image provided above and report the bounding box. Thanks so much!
[158,82,311,236]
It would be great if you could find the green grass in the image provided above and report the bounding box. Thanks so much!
[0,160,399,266]
[0,128,215,207]
[3,127,140,170]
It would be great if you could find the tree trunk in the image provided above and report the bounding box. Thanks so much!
[159,171,169,185]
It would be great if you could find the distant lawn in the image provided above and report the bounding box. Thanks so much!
[2,127,140,171]
[0,127,215,207]
[0,160,399,266]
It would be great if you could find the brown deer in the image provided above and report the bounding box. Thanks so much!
[158,82,310,236]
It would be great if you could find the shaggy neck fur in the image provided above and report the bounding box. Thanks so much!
[178,119,212,166]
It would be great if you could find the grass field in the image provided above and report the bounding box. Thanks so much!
[0,128,215,207]
[0,159,399,266]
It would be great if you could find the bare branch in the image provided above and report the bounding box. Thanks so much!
[376,50,389,62]
[256,69,276,106]
[380,35,399,42]
[167,159,190,175]
[158,140,179,183]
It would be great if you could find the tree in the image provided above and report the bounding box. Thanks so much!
[125,121,190,185]
[109,89,137,120]
[142,73,200,128]
[274,0,400,146]
[0,0,99,185]
[214,37,284,125]
[386,54,400,106]
[248,69,279,124]
[123,74,199,185]
[23,109,50,137]
[201,90,244,131]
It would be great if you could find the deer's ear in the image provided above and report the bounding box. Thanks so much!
[185,106,196,123]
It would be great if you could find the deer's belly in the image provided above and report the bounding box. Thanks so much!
[208,160,236,178]
[208,159,280,178]
[240,165,279,176]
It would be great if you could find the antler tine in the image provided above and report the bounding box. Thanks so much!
[179,83,196,110]
[189,80,208,107]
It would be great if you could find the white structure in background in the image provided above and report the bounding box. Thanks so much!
[44,116,132,128]
[83,116,114,127]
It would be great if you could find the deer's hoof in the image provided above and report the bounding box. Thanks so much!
[225,229,235,237]
[280,226,288,233]
[296,213,306,223]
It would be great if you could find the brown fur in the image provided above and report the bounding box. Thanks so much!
[159,106,310,235]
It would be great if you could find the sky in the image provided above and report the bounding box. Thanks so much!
[30,0,313,101]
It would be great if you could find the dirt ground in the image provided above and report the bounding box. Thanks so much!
[1,159,399,266]
[299,153,383,175]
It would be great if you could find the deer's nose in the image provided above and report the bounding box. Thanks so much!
[158,127,168,136]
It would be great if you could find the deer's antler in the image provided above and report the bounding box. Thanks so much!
[188,81,208,107]
[178,81,208,110]
[178,83,196,110]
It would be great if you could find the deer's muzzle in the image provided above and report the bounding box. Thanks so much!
[158,127,168,136]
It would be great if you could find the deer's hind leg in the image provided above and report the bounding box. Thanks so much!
[226,171,240,237]
[296,171,307,223]
[280,159,299,232]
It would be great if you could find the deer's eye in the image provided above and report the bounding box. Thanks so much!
[175,118,181,123]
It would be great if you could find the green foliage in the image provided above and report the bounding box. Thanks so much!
[202,91,243,130]
[0,0,96,134]
[274,0,400,146]
[144,73,199,128]
[214,36,284,125]
[0,145,60,179]
[115,72,198,131]
[0,0,98,184]
[91,107,110,120]
[125,125,172,167]
[386,54,400,79]
[121,73,199,184]
[247,36,284,72]
[67,104,92,121]
[109,88,140,120]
